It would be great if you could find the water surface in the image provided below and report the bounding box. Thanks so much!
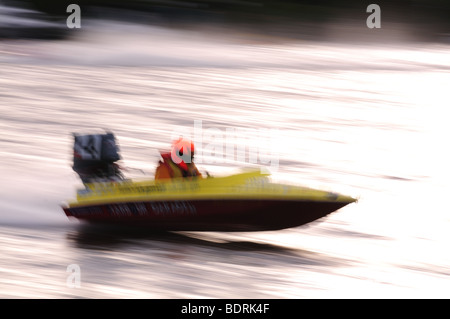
[1,21,449,298]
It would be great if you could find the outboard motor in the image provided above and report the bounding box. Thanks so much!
[72,132,124,184]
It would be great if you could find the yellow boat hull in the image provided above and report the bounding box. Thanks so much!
[62,170,356,231]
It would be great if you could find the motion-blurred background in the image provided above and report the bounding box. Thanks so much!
[1,0,449,299]
[1,0,450,42]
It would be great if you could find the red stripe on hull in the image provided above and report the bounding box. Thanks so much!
[63,199,350,231]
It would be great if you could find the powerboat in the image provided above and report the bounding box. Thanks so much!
[62,133,356,231]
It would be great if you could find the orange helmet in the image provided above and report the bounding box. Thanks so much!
[171,137,195,164]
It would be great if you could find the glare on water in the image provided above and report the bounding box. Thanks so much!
[0,21,449,298]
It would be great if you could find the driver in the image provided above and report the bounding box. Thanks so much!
[155,137,202,180]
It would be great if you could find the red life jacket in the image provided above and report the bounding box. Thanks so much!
[161,152,186,177]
